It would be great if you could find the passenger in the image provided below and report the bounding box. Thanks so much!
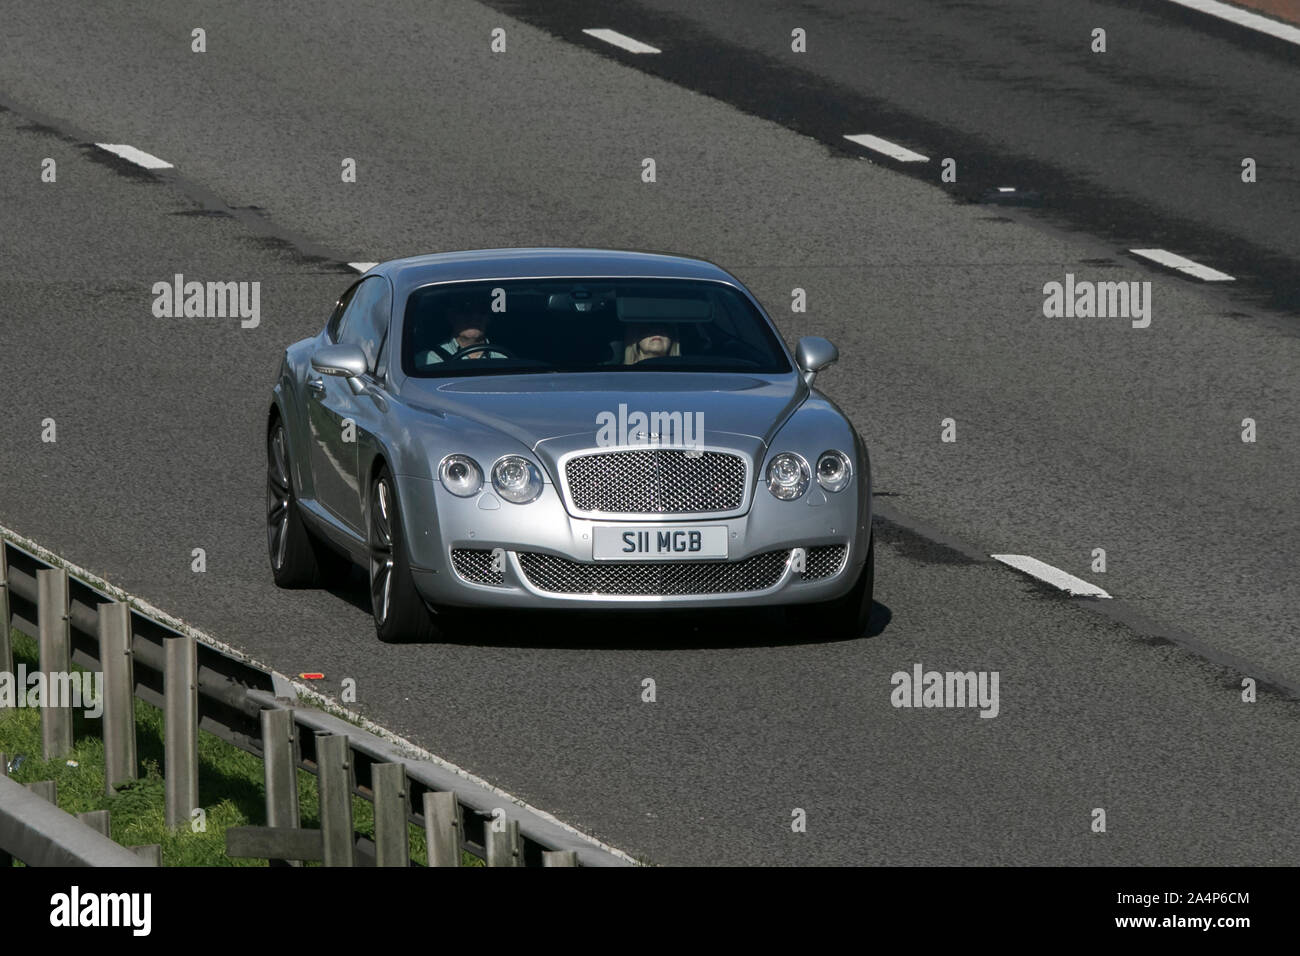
[624,323,680,364]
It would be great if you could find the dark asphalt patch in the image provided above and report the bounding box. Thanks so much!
[16,121,66,138]
[241,233,341,268]
[874,515,978,567]
[870,502,984,566]
[1087,596,1300,701]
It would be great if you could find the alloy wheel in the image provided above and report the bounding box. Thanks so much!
[369,477,395,626]
[266,426,292,570]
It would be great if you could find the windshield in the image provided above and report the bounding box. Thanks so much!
[401,278,792,376]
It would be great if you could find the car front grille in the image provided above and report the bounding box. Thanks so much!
[564,449,746,514]
[802,545,847,581]
[450,548,505,586]
[518,549,790,596]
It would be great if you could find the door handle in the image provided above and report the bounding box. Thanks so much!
[307,376,326,398]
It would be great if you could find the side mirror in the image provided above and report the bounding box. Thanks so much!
[795,336,839,387]
[311,344,369,394]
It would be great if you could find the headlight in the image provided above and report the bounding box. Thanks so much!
[816,450,852,492]
[492,455,543,504]
[766,453,810,500]
[439,454,482,497]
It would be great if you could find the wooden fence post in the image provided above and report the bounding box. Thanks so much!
[164,635,198,829]
[0,545,12,680]
[316,733,354,867]
[372,763,409,867]
[423,791,461,867]
[37,568,72,759]
[261,708,301,865]
[25,780,57,803]
[0,753,9,867]
[486,814,521,867]
[99,602,137,793]
[77,809,111,837]
[129,844,162,865]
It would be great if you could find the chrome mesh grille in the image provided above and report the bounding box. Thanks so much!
[564,450,746,514]
[518,549,789,596]
[802,545,848,581]
[450,548,504,586]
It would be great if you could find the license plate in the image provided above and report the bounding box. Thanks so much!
[593,525,728,561]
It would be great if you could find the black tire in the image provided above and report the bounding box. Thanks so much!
[266,419,353,588]
[368,466,439,643]
[801,533,875,637]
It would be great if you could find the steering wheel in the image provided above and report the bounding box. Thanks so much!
[450,343,516,360]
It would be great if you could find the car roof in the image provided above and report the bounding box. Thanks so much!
[369,248,743,300]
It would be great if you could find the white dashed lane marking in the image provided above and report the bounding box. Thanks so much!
[94,143,173,170]
[347,262,378,273]
[843,133,929,163]
[1163,0,1300,47]
[1130,248,1236,282]
[990,555,1112,599]
[582,28,662,54]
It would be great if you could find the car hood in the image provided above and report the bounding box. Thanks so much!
[400,371,805,469]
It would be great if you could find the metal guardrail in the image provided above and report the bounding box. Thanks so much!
[0,536,632,867]
[0,775,152,867]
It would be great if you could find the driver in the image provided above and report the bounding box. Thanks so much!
[424,297,496,363]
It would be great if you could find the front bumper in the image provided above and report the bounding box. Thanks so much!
[397,472,871,610]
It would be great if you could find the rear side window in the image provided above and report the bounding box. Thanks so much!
[337,276,392,373]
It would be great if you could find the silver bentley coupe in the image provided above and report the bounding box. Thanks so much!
[266,249,873,641]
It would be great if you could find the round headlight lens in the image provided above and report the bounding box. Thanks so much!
[816,450,852,492]
[439,454,482,497]
[492,456,543,504]
[766,453,810,500]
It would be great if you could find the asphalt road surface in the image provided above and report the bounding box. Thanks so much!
[0,0,1296,864]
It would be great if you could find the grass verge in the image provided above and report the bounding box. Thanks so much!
[1,628,481,866]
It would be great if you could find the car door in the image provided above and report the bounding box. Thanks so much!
[307,275,392,533]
